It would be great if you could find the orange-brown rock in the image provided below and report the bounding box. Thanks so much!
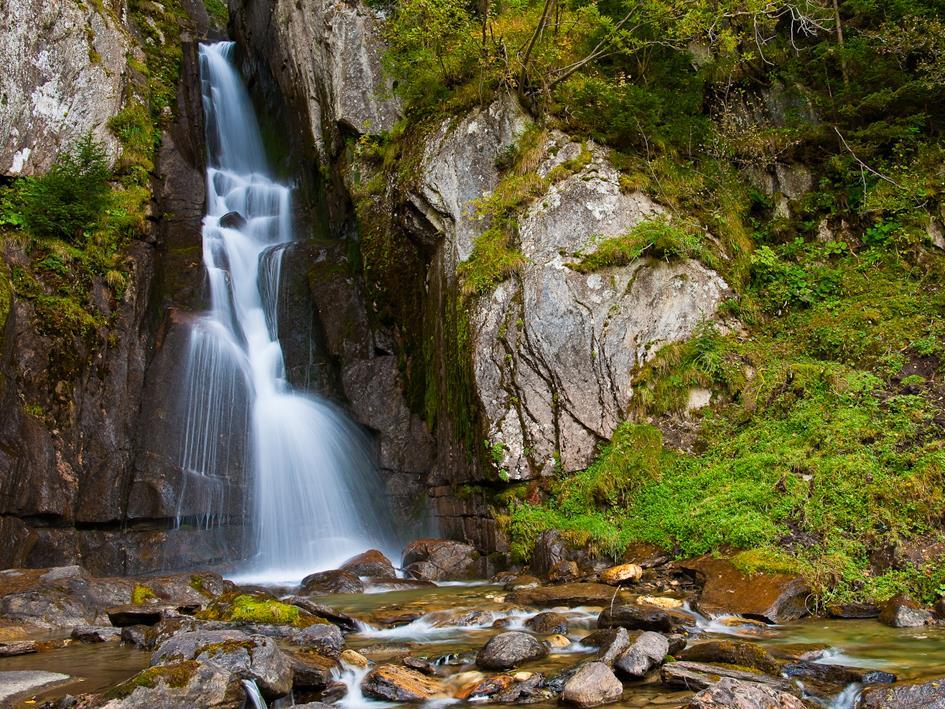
[362,664,446,702]
[599,563,642,585]
[680,557,810,624]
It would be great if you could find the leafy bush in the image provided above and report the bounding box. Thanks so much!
[1,134,111,243]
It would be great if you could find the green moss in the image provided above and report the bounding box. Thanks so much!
[505,244,945,603]
[203,0,228,30]
[730,548,803,576]
[570,216,713,273]
[198,639,257,657]
[457,226,526,297]
[197,593,322,627]
[131,584,157,605]
[104,660,199,700]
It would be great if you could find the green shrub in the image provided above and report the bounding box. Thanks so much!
[1,134,111,243]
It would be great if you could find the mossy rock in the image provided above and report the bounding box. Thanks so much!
[104,660,200,700]
[196,593,324,627]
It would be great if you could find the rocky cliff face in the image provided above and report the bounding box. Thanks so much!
[0,0,229,573]
[230,0,730,553]
[0,0,135,176]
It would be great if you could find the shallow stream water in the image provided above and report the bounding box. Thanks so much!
[6,582,945,708]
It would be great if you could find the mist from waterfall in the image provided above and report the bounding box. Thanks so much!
[179,40,399,583]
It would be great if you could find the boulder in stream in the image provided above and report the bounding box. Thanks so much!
[878,594,932,628]
[856,676,945,707]
[99,660,243,707]
[151,628,293,697]
[598,603,694,633]
[476,631,549,670]
[340,549,396,578]
[679,640,782,675]
[218,211,247,229]
[661,661,791,692]
[401,538,480,580]
[362,664,446,702]
[614,631,669,678]
[548,560,581,583]
[686,677,805,708]
[300,569,364,595]
[283,596,360,632]
[524,611,569,634]
[582,627,630,666]
[680,557,810,624]
[561,661,623,707]
[71,625,121,643]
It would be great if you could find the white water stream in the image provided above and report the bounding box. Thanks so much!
[182,41,398,583]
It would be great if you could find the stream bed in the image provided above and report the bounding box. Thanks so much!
[5,581,945,707]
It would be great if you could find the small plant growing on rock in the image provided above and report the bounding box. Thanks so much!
[1,133,111,244]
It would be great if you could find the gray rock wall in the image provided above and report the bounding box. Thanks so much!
[0,0,134,175]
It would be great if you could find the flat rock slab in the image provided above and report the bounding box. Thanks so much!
[661,661,790,692]
[0,670,70,703]
[506,583,619,607]
[107,604,170,627]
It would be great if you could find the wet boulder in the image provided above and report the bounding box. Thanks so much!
[781,660,894,695]
[341,550,396,578]
[598,603,694,633]
[680,557,810,624]
[524,611,569,634]
[503,574,541,591]
[402,656,438,676]
[827,602,880,619]
[581,628,630,666]
[300,570,364,595]
[289,622,344,657]
[0,640,37,657]
[287,650,338,690]
[679,640,782,675]
[599,563,643,586]
[614,631,669,678]
[856,676,945,707]
[561,661,623,707]
[426,608,494,628]
[119,625,150,650]
[548,560,581,583]
[361,664,446,702]
[283,597,359,632]
[878,594,932,628]
[401,539,480,581]
[71,625,120,643]
[151,629,293,697]
[687,677,806,708]
[476,631,549,670]
[507,582,617,607]
[661,661,791,692]
[218,211,247,229]
[99,660,243,707]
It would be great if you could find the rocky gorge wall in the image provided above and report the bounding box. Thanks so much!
[0,0,438,574]
[228,0,731,556]
[0,0,227,573]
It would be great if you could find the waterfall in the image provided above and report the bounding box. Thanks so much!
[181,41,398,583]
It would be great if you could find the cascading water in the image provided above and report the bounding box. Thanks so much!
[181,40,399,583]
